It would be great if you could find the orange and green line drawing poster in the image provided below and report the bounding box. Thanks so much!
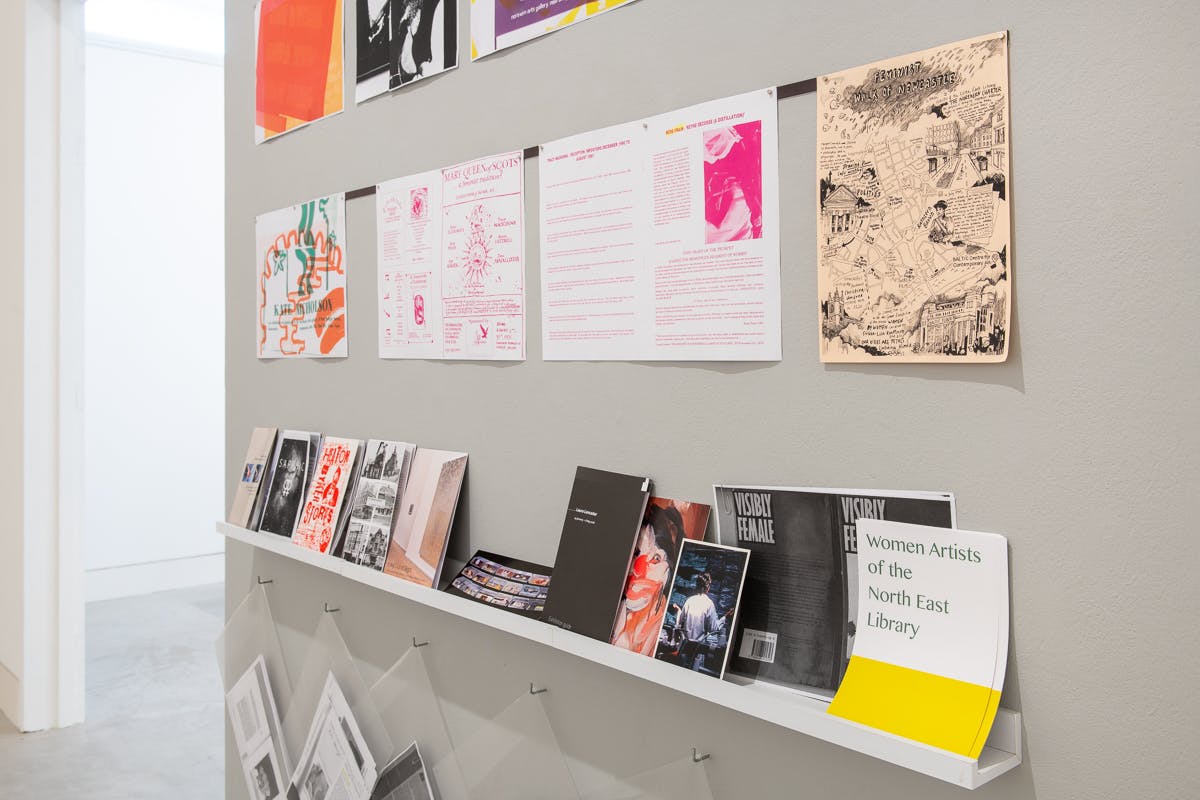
[470,0,639,60]
[255,0,344,143]
[256,194,349,358]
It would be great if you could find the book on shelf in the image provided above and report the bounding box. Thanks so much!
[382,449,468,589]
[444,551,553,618]
[293,437,363,554]
[652,539,750,680]
[229,427,278,529]
[714,485,956,698]
[611,496,711,656]
[542,467,651,642]
[339,440,416,571]
[258,430,321,538]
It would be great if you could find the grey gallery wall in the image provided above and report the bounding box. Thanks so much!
[224,1,1200,798]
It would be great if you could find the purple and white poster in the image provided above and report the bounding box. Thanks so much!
[470,0,639,60]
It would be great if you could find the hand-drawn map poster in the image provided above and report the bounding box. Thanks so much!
[257,194,349,358]
[255,0,345,143]
[817,32,1011,363]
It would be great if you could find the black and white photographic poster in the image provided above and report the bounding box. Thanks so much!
[356,0,458,103]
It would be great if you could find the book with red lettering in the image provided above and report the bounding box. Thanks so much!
[292,437,362,553]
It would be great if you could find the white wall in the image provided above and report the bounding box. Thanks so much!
[83,38,225,599]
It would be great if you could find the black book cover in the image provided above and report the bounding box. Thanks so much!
[715,486,954,696]
[543,467,651,641]
[258,432,316,537]
[444,551,553,618]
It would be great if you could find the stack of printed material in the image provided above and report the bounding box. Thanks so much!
[827,520,1009,758]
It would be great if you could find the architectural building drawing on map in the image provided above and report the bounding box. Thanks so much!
[817,32,1011,363]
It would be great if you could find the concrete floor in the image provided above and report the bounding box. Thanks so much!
[0,583,225,799]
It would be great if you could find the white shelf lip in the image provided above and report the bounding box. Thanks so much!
[218,522,1022,789]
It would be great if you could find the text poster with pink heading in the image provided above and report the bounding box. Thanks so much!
[377,151,526,360]
[539,89,780,361]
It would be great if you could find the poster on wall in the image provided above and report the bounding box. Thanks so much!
[817,32,1011,362]
[255,0,345,143]
[355,0,458,103]
[256,194,349,358]
[470,0,639,60]
[540,89,781,361]
[376,152,525,360]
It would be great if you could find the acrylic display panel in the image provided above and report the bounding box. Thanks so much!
[280,612,394,769]
[581,755,716,800]
[370,646,471,800]
[447,691,580,799]
[216,585,293,709]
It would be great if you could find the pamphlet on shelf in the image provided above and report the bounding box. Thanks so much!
[259,431,322,538]
[370,741,436,800]
[230,427,278,529]
[543,467,651,642]
[445,551,552,618]
[611,497,710,656]
[227,655,291,800]
[342,440,414,571]
[383,449,468,588]
[652,540,750,680]
[288,672,378,800]
[714,485,955,698]
[294,437,362,554]
[827,519,1009,758]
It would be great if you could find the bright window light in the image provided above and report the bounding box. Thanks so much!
[85,0,225,56]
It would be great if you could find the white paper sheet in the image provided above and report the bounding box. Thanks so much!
[290,672,378,800]
[378,152,526,360]
[540,89,780,361]
[227,655,290,800]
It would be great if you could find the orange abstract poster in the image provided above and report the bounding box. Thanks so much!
[255,0,344,143]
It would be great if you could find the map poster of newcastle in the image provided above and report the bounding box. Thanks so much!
[817,32,1011,363]
[256,194,348,358]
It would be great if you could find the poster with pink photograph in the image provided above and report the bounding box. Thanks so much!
[540,89,781,361]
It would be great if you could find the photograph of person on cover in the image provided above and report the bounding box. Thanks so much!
[251,752,280,799]
[654,540,750,679]
[612,499,710,656]
[702,120,764,244]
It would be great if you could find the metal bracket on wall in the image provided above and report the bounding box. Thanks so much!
[323,602,339,614]
[692,748,711,763]
[529,683,548,695]
[257,576,273,585]
[412,637,429,648]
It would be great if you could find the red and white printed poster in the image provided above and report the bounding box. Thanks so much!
[539,89,780,361]
[292,437,359,553]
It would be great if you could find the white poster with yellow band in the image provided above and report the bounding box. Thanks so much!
[828,519,1008,759]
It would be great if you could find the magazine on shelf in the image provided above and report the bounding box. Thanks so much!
[714,485,955,697]
[369,741,435,800]
[227,655,290,800]
[230,427,278,529]
[340,440,415,571]
[382,449,468,588]
[445,550,553,618]
[258,430,321,538]
[652,539,750,680]
[293,437,362,554]
[288,672,377,800]
[611,496,711,656]
[542,467,651,642]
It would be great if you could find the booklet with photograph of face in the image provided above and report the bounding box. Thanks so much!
[258,430,321,538]
[652,539,750,680]
[611,497,710,656]
[230,427,278,529]
[445,551,553,618]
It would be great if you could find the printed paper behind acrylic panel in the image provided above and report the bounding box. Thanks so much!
[817,33,1011,363]
[470,0,639,60]
[356,0,458,103]
[257,194,348,358]
[255,0,345,143]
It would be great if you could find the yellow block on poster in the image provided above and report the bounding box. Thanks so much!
[828,520,1009,759]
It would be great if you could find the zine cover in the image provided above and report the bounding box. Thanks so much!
[356,0,457,103]
[370,741,434,800]
[445,551,552,618]
[652,540,750,680]
[229,427,278,528]
[258,430,321,537]
[227,655,290,800]
[714,485,955,697]
[383,449,467,588]
[542,467,651,642]
[293,437,362,553]
[611,497,711,656]
[341,440,414,571]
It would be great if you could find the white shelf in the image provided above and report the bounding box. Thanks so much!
[218,522,1022,789]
